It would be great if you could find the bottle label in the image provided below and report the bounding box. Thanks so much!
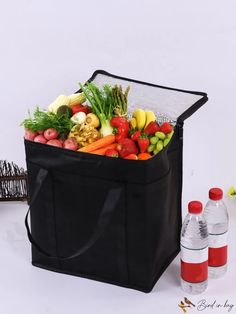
[181,245,208,283]
[209,231,228,267]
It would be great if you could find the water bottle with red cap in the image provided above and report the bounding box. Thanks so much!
[180,201,208,294]
[204,188,229,278]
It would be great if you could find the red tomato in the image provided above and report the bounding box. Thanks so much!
[71,104,91,115]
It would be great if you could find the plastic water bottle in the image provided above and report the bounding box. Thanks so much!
[204,188,229,278]
[180,201,208,294]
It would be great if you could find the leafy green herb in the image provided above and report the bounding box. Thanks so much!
[21,107,73,137]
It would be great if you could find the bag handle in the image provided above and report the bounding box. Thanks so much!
[25,168,123,260]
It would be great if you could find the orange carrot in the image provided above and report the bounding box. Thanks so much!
[90,143,117,156]
[138,153,152,160]
[79,135,115,153]
[124,154,138,160]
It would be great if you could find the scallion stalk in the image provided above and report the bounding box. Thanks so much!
[79,82,114,137]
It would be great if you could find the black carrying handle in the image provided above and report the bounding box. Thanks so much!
[25,168,123,260]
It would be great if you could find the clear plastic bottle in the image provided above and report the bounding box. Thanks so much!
[204,188,229,278]
[180,201,208,294]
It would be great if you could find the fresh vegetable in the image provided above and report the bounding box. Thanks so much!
[90,143,117,156]
[144,111,156,128]
[44,128,58,140]
[144,121,160,135]
[113,124,130,141]
[137,136,150,153]
[131,130,141,141]
[138,153,152,160]
[155,131,166,140]
[56,105,72,117]
[34,135,47,144]
[110,117,128,128]
[110,117,129,142]
[63,138,78,151]
[83,105,92,114]
[79,82,115,137]
[85,113,100,128]
[48,95,70,113]
[124,154,138,160]
[69,124,100,147]
[117,138,138,158]
[105,148,119,158]
[47,139,63,147]
[71,104,91,115]
[111,85,130,117]
[68,93,86,107]
[22,108,73,137]
[24,129,37,141]
[71,112,87,125]
[22,82,175,161]
[70,104,83,115]
[79,134,115,153]
[132,109,146,130]
[160,122,173,134]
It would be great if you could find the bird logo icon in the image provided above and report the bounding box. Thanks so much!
[178,297,195,313]
[184,297,195,307]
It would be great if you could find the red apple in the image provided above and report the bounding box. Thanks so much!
[24,129,38,141]
[63,138,78,151]
[34,135,47,144]
[58,138,65,145]
[47,139,62,147]
[38,130,44,135]
[44,128,58,140]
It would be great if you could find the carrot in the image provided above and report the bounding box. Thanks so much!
[124,154,138,160]
[138,153,152,160]
[90,143,117,156]
[78,135,115,153]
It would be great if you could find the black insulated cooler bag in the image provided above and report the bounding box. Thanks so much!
[24,70,208,292]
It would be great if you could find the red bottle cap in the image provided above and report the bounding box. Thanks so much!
[188,201,203,214]
[209,188,223,200]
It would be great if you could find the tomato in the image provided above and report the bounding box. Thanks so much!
[71,104,91,115]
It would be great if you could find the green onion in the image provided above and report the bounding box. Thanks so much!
[79,82,114,137]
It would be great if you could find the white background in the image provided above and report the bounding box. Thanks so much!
[0,0,236,313]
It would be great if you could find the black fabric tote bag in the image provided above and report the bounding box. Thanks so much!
[24,70,208,292]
